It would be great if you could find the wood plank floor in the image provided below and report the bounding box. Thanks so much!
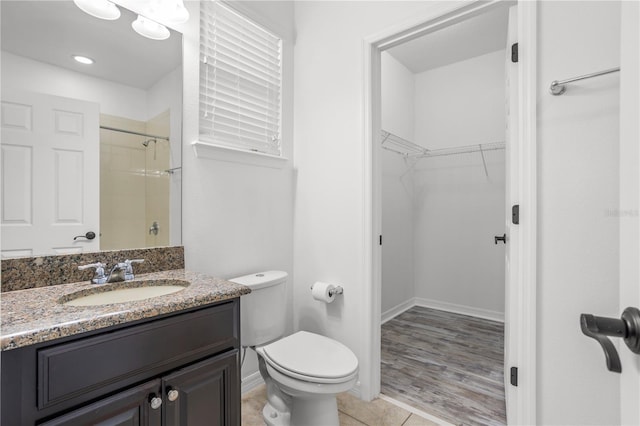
[381,306,506,426]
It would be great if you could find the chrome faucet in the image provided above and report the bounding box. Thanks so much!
[106,262,128,283]
[78,259,144,284]
[107,259,145,283]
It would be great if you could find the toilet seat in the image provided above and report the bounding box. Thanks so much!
[257,331,359,385]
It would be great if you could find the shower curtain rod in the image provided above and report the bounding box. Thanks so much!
[100,125,170,141]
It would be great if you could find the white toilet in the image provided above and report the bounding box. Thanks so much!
[230,271,358,426]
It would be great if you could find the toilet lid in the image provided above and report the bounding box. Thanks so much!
[261,331,358,380]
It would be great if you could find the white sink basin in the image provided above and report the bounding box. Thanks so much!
[62,280,189,306]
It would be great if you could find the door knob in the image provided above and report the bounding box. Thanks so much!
[494,234,506,244]
[580,307,640,373]
[73,231,96,240]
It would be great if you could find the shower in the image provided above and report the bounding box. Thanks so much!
[99,122,172,249]
[142,138,159,160]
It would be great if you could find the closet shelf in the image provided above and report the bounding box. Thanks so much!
[381,130,505,158]
[381,131,429,157]
[418,141,505,158]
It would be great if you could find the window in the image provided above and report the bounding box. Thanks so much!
[199,1,282,156]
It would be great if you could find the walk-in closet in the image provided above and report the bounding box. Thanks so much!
[378,5,514,426]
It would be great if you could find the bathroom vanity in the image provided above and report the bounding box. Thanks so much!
[0,269,250,426]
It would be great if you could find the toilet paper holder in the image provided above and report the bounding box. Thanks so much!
[310,283,344,296]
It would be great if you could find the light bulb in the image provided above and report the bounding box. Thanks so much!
[72,55,94,65]
[73,0,120,21]
[132,15,170,41]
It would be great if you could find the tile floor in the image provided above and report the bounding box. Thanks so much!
[241,384,448,426]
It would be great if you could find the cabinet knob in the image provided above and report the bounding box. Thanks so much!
[149,394,163,410]
[167,388,180,402]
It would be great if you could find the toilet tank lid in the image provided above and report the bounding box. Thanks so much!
[228,270,288,289]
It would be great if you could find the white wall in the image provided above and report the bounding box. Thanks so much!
[380,52,415,315]
[294,0,624,422]
[179,1,295,387]
[414,50,506,149]
[536,1,621,424]
[412,50,506,317]
[1,52,148,121]
[293,0,452,397]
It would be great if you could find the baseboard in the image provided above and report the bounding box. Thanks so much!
[381,298,415,324]
[347,381,362,399]
[413,297,504,323]
[241,371,264,394]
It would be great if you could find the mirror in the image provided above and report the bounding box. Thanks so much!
[0,1,182,258]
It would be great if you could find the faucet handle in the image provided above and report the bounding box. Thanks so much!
[78,262,104,270]
[78,262,107,284]
[123,259,144,280]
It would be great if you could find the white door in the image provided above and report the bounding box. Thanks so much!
[1,91,100,257]
[619,1,640,424]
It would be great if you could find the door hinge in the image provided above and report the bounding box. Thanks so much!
[511,43,519,63]
[379,235,382,246]
[510,366,518,386]
[512,205,520,224]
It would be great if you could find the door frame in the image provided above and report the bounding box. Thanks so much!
[361,1,538,424]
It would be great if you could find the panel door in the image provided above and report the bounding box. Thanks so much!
[163,351,239,426]
[1,91,99,257]
[618,1,640,424]
[40,379,162,426]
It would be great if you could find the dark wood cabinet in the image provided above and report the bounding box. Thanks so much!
[164,350,239,426]
[40,379,162,426]
[1,300,241,426]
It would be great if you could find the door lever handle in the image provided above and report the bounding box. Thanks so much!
[580,307,640,373]
[494,234,506,244]
[74,231,96,241]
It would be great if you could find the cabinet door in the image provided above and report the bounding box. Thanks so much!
[163,351,239,426]
[40,379,162,426]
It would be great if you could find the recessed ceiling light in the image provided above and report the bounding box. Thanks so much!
[73,55,95,65]
[73,0,121,21]
[132,15,170,41]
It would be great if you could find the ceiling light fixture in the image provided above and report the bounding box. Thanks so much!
[72,55,95,65]
[132,15,170,41]
[73,0,121,21]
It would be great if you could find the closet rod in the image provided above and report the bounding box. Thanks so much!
[549,67,620,96]
[418,142,505,158]
[100,125,170,141]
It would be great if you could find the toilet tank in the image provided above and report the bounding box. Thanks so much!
[229,271,288,347]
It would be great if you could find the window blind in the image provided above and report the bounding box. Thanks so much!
[199,1,282,156]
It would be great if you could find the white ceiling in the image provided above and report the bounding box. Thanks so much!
[1,1,182,90]
[386,5,511,74]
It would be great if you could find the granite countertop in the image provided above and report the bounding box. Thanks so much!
[1,269,250,351]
